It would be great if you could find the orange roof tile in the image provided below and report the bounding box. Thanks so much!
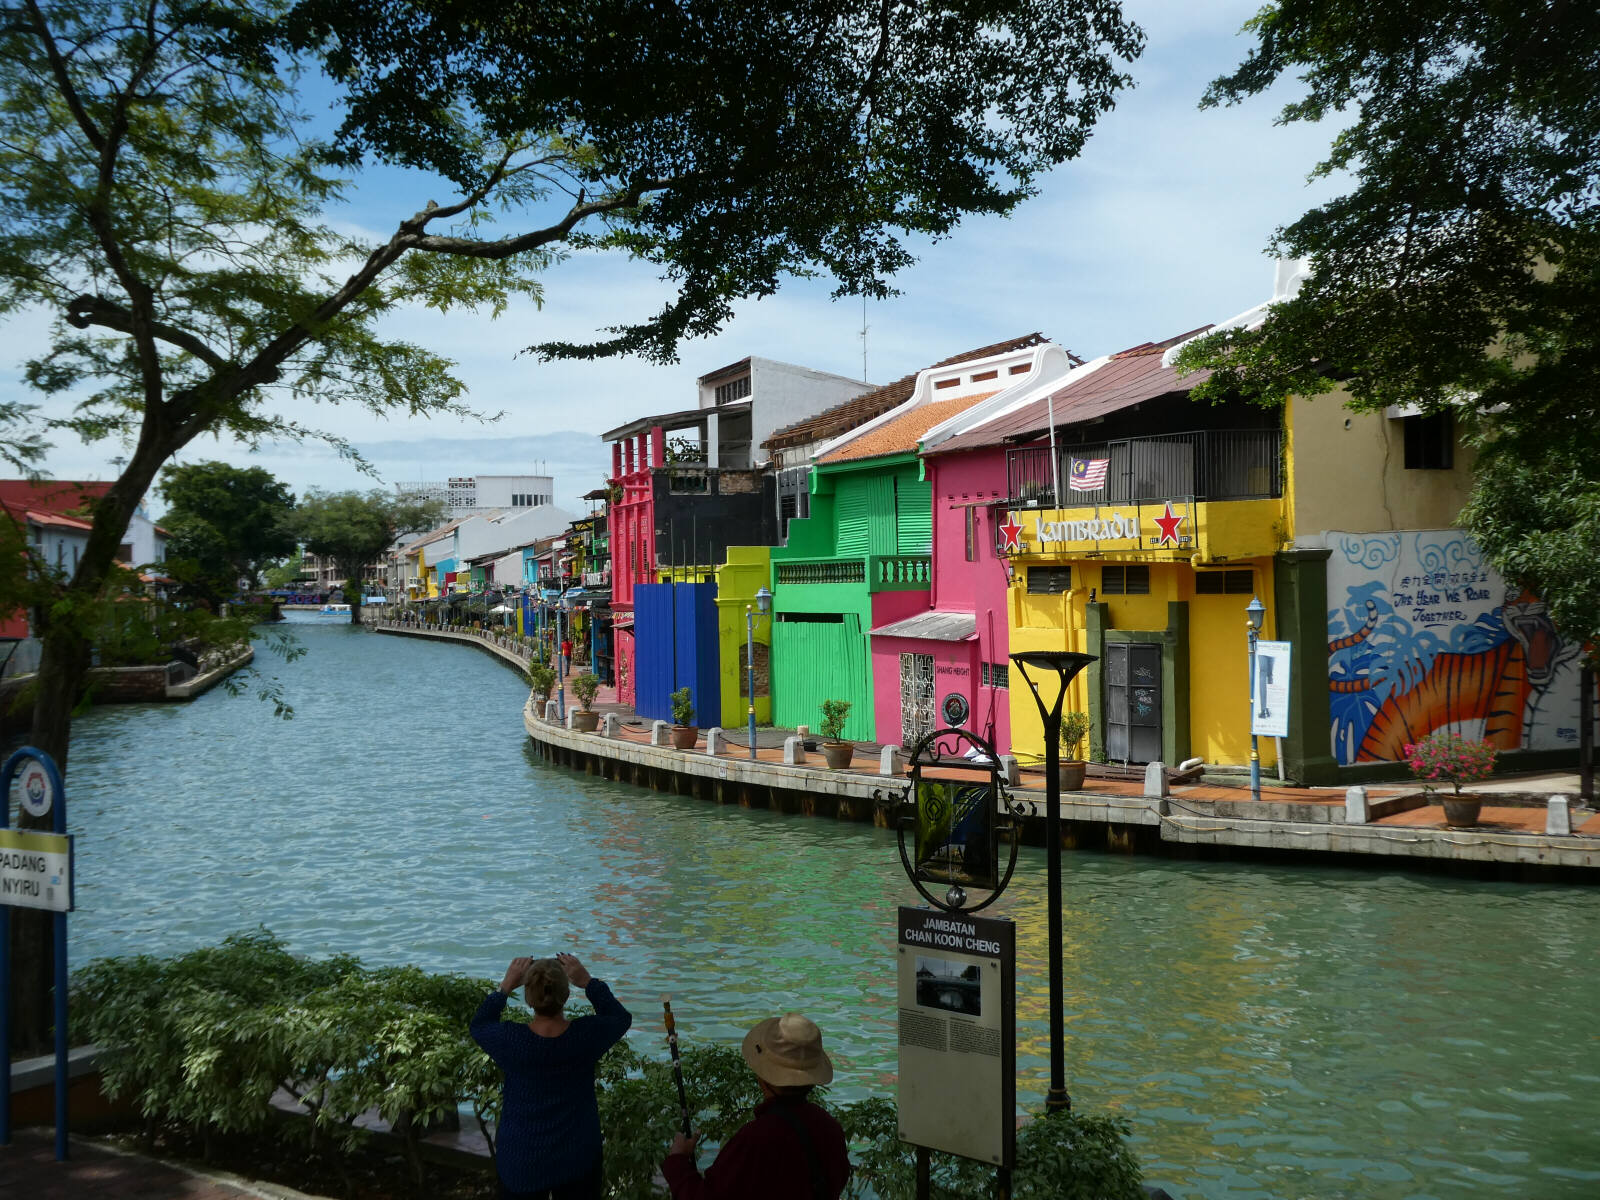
[821,392,999,464]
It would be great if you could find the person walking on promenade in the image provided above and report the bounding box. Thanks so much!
[662,1012,850,1199]
[471,952,633,1200]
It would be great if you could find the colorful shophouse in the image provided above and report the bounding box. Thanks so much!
[764,335,1074,743]
[934,269,1576,782]
[605,356,872,709]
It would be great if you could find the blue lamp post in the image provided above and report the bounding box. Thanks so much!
[556,594,570,721]
[746,585,772,760]
[1246,595,1265,804]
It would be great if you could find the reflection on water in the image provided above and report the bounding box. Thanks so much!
[63,619,1600,1198]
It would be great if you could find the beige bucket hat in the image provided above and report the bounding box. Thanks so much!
[741,1013,835,1087]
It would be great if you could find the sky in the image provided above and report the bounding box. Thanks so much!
[3,0,1345,518]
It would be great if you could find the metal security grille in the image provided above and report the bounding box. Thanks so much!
[901,652,936,748]
[1104,642,1162,763]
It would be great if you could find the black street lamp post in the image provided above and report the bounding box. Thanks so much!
[1009,649,1096,1113]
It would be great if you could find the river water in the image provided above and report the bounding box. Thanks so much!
[59,617,1600,1198]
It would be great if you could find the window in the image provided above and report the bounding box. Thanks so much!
[970,369,998,382]
[964,507,977,561]
[1196,569,1254,595]
[1403,411,1453,469]
[1101,565,1150,595]
[981,662,1010,689]
[1027,566,1071,594]
[714,375,751,405]
[118,542,134,561]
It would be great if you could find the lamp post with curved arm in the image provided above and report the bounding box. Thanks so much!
[746,586,773,760]
[1009,648,1096,1113]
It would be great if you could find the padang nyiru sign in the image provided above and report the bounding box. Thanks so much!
[0,829,74,913]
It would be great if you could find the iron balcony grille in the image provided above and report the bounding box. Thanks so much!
[1006,429,1283,506]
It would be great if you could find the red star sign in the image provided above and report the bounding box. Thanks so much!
[1152,502,1186,545]
[998,517,1024,552]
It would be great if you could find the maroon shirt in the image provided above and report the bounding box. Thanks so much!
[662,1096,850,1200]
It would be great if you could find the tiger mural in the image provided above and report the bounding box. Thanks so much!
[1331,589,1577,760]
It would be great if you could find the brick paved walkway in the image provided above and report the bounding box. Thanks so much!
[0,1129,328,1200]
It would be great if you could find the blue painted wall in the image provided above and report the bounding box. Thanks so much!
[634,581,721,725]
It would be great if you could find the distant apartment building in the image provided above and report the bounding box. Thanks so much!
[394,474,555,516]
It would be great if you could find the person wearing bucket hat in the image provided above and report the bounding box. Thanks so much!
[662,1012,850,1199]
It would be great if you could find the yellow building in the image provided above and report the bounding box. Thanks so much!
[712,546,773,731]
[934,321,1485,782]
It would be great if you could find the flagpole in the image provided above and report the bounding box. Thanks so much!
[1047,393,1060,507]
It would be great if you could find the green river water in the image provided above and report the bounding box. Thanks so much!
[57,617,1600,1198]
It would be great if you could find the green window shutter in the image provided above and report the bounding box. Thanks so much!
[895,473,932,555]
[864,474,898,556]
[835,477,868,554]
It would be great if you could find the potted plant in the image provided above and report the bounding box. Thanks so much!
[1404,731,1497,827]
[1058,710,1091,791]
[819,699,854,769]
[669,685,698,749]
[527,663,556,712]
[570,671,602,732]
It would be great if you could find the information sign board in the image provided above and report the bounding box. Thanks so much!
[1252,640,1292,738]
[0,829,74,912]
[896,906,1015,1168]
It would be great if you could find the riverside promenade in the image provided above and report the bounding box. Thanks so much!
[374,620,1600,877]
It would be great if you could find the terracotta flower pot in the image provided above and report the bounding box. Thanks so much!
[670,724,699,750]
[1441,794,1482,828]
[822,741,854,769]
[1057,760,1087,791]
[572,709,600,732]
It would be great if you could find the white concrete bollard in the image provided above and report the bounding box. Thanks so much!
[650,720,670,747]
[795,724,810,740]
[1546,795,1573,836]
[565,707,577,730]
[543,700,558,722]
[1345,785,1370,825]
[783,736,807,765]
[998,755,1021,785]
[880,745,903,776]
[1143,761,1169,799]
[602,713,619,738]
[705,727,723,755]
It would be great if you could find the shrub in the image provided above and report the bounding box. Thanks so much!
[820,698,852,741]
[1403,731,1497,796]
[670,685,695,726]
[527,663,556,701]
[571,671,601,710]
[1059,711,1091,760]
[76,933,1149,1200]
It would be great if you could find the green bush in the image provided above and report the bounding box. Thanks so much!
[527,663,556,701]
[670,685,695,726]
[571,671,601,710]
[819,698,852,741]
[74,932,1146,1198]
[1059,711,1091,760]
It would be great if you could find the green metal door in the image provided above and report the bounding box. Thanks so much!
[894,473,932,555]
[772,613,873,741]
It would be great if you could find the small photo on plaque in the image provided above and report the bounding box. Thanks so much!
[915,955,982,1016]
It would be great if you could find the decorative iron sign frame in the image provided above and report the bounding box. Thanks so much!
[884,727,1024,914]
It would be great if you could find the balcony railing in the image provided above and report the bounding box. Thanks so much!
[775,558,866,586]
[772,554,932,591]
[1007,429,1282,506]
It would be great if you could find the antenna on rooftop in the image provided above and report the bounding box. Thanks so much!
[861,293,869,381]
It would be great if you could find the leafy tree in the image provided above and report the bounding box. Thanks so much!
[1174,2,1600,659]
[0,0,1141,1048]
[293,490,441,624]
[158,461,297,600]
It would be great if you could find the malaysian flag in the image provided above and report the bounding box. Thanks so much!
[1068,456,1109,491]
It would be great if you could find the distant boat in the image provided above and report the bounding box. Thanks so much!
[320,603,351,614]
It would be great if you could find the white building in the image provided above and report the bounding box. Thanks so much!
[394,474,555,516]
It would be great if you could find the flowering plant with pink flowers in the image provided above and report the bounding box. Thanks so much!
[1403,732,1497,795]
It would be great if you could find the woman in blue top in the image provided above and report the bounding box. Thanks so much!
[471,952,633,1199]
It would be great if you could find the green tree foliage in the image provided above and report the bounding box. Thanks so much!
[292,489,441,623]
[0,0,1141,1048]
[158,461,297,601]
[76,932,1148,1200]
[1174,2,1600,655]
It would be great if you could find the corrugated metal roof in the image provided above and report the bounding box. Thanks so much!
[869,610,978,641]
[929,327,1215,456]
[763,333,1054,451]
